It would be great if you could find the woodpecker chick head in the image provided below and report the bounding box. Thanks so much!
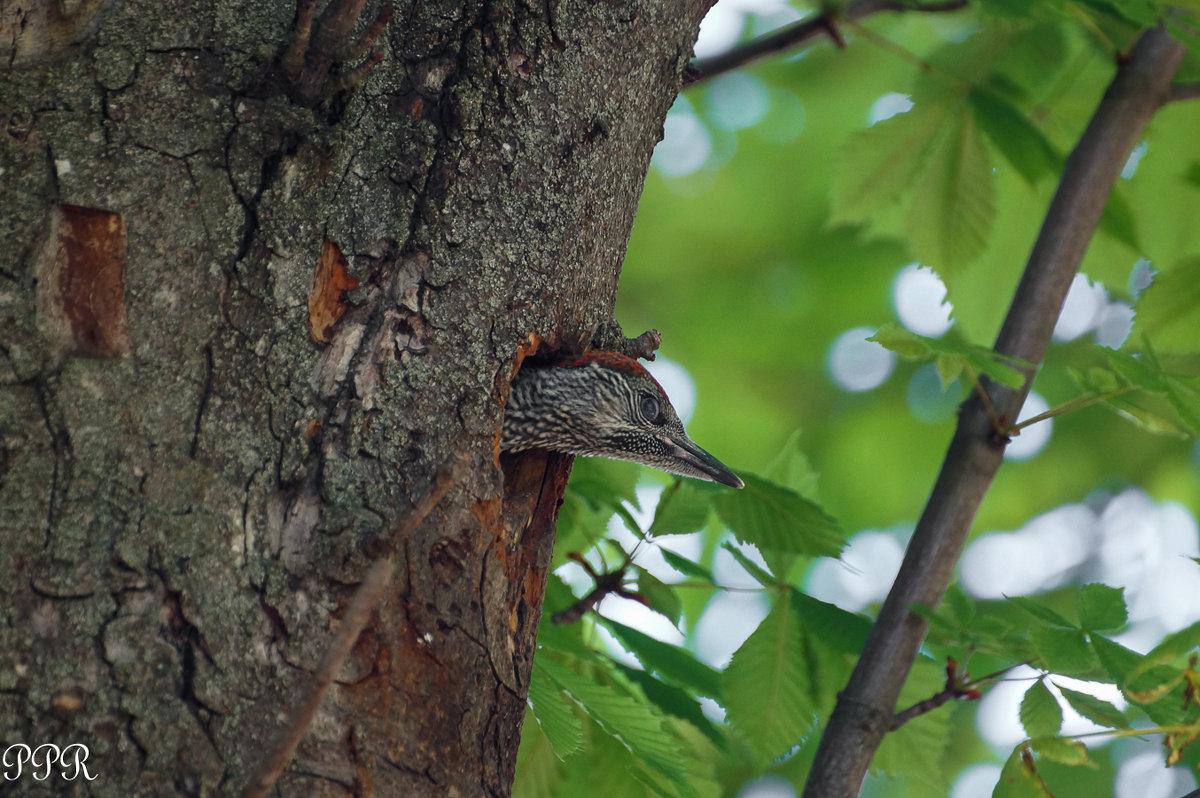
[502,352,744,489]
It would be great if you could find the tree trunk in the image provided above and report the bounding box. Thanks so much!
[0,0,709,794]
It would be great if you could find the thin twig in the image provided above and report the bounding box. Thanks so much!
[964,663,1027,688]
[1008,385,1134,432]
[552,550,635,625]
[891,658,976,729]
[1169,81,1200,102]
[242,457,465,798]
[281,0,317,77]
[961,362,1006,435]
[368,456,467,555]
[686,0,967,88]
[891,661,1024,729]
[890,684,964,729]
[242,558,396,798]
[802,26,1186,798]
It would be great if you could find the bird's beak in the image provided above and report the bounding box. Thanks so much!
[658,434,745,489]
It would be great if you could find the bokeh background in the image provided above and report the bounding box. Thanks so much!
[538,2,1200,796]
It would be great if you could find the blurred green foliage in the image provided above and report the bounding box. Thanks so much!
[516,2,1200,796]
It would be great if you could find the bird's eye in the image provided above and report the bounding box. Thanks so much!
[639,394,661,423]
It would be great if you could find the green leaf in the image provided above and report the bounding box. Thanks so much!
[870,323,1029,389]
[1073,0,1163,28]
[906,107,995,276]
[529,661,584,760]
[1077,583,1126,632]
[649,480,713,536]
[911,601,965,643]
[1099,184,1141,251]
[1131,257,1200,355]
[551,714,673,798]
[1166,375,1200,436]
[536,658,689,788]
[1019,680,1063,738]
[970,88,1060,183]
[829,102,948,226]
[1090,634,1141,683]
[602,619,722,698]
[875,659,953,793]
[1029,735,1090,766]
[610,502,648,539]
[723,594,815,765]
[633,568,683,627]
[713,473,845,558]
[514,707,564,798]
[1073,365,1121,395]
[1090,633,1186,720]
[1007,595,1076,629]
[1106,348,1169,392]
[792,590,871,657]
[959,346,1028,390]
[539,577,603,659]
[869,322,934,359]
[977,0,1043,20]
[555,492,621,560]
[617,666,726,749]
[1127,670,1188,723]
[993,746,1051,798]
[1102,393,1193,437]
[987,629,1040,665]
[935,352,965,389]
[721,541,777,587]
[568,457,641,513]
[1055,684,1129,729]
[762,429,820,500]
[945,583,977,627]
[658,548,713,583]
[1031,626,1098,677]
[1129,620,1200,683]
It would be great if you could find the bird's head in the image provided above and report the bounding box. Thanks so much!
[502,351,744,489]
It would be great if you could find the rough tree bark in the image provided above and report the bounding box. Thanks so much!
[0,0,710,794]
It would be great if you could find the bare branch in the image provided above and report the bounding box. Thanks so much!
[685,0,967,88]
[802,25,1186,798]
